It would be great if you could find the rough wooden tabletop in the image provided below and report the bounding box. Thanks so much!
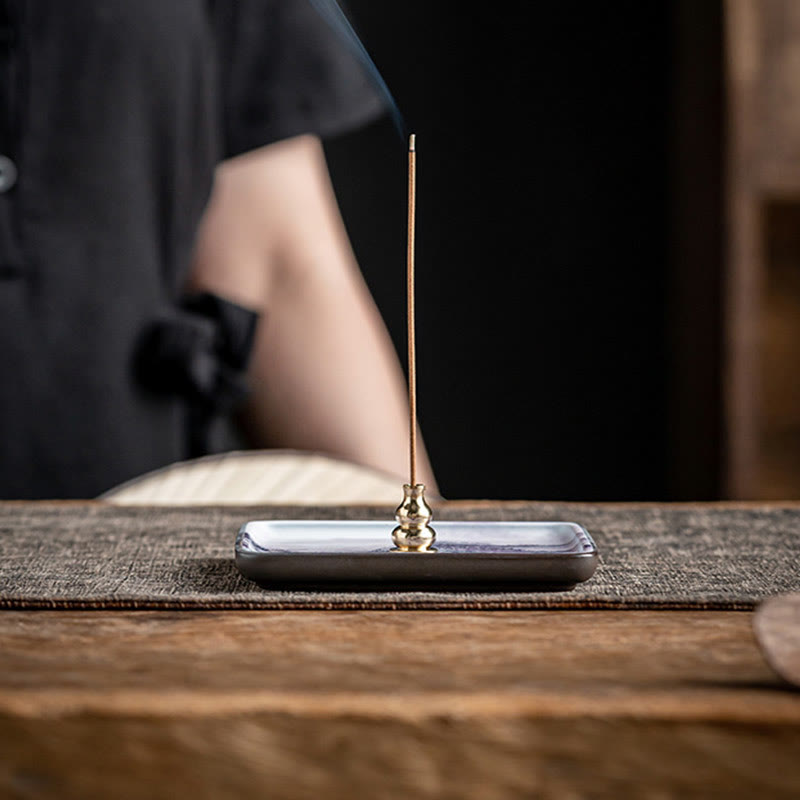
[1,609,799,799]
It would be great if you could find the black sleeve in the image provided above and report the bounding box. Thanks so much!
[211,0,388,158]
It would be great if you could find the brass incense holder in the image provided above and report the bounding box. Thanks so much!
[392,483,435,551]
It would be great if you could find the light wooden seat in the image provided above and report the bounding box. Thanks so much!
[100,450,406,505]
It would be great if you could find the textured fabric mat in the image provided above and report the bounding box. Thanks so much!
[1,502,799,610]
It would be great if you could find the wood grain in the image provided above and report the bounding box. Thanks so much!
[1,610,799,798]
[724,0,800,497]
[725,0,762,498]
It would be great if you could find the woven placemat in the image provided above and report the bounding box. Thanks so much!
[1,502,799,610]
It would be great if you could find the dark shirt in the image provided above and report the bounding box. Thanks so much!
[0,0,384,498]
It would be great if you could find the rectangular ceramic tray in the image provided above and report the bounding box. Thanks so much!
[235,520,598,588]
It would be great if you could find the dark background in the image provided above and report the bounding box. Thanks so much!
[324,2,723,501]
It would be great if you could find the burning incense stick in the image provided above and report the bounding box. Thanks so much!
[407,133,418,487]
[392,134,435,552]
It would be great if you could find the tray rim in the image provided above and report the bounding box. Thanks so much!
[235,518,599,560]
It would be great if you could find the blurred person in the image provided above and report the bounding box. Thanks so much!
[0,0,436,499]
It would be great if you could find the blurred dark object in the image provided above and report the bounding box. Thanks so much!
[136,293,259,457]
[325,1,724,500]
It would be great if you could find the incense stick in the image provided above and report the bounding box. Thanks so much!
[407,133,417,487]
[392,134,434,551]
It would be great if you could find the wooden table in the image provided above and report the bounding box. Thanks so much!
[1,604,799,799]
[2,497,800,799]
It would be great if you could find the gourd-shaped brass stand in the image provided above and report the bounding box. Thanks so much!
[392,483,435,551]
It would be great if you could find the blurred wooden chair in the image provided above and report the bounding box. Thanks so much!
[100,450,408,505]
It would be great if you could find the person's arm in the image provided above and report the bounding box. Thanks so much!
[186,133,438,491]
